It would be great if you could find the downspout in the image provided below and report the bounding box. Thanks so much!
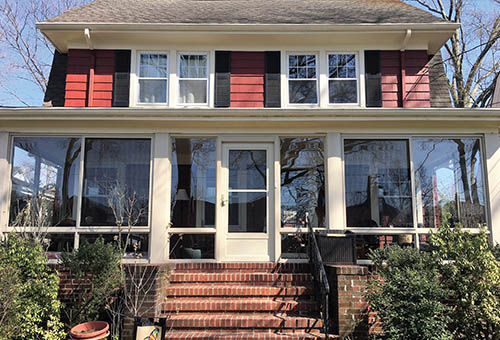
[84,28,95,107]
[400,29,412,107]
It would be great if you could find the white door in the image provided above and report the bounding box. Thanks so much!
[220,143,274,262]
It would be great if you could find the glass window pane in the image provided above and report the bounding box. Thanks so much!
[412,138,486,228]
[289,80,317,104]
[281,233,308,259]
[281,138,325,228]
[344,140,413,228]
[81,138,151,227]
[228,192,267,233]
[139,53,168,78]
[329,54,356,79]
[229,150,267,190]
[9,137,81,227]
[329,80,357,103]
[139,79,167,103]
[179,55,207,78]
[169,234,215,259]
[356,234,415,260]
[171,138,216,228]
[79,233,149,258]
[179,80,207,104]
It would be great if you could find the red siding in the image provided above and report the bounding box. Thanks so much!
[64,49,114,107]
[381,50,430,108]
[230,52,265,108]
[380,51,401,108]
[403,50,430,108]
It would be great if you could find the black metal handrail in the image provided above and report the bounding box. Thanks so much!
[307,218,330,339]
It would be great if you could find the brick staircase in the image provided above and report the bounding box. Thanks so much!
[162,263,330,340]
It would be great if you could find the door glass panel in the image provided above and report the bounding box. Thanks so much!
[228,192,267,233]
[229,150,266,190]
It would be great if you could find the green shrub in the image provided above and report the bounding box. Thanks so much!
[0,263,22,339]
[0,234,65,340]
[429,225,500,340]
[366,245,452,340]
[60,237,122,328]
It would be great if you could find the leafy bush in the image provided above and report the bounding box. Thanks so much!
[60,237,122,328]
[366,245,452,340]
[0,233,65,340]
[429,225,500,340]
[0,263,22,339]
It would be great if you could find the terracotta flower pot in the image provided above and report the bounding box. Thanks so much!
[70,321,109,339]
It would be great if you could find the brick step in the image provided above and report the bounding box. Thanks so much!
[164,330,331,340]
[166,313,323,330]
[166,285,313,298]
[172,263,310,273]
[163,298,316,313]
[170,273,313,284]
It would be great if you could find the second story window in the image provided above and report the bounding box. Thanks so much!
[328,53,358,104]
[178,53,208,105]
[138,52,168,104]
[288,54,318,104]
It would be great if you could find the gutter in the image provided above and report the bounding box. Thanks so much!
[36,22,461,33]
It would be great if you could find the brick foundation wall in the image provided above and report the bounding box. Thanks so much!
[326,265,370,339]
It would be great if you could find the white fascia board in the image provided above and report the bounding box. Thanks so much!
[1,107,500,122]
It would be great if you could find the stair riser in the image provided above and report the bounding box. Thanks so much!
[172,263,310,273]
[170,273,312,284]
[166,286,313,298]
[163,300,316,313]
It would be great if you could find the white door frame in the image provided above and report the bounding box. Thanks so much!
[218,142,275,262]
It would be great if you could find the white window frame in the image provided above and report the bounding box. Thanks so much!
[5,134,154,261]
[327,52,360,105]
[286,53,320,106]
[136,51,169,106]
[177,52,210,106]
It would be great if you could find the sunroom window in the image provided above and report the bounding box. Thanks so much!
[81,138,151,227]
[412,138,486,228]
[328,53,358,104]
[344,139,413,228]
[280,137,325,228]
[170,138,216,228]
[137,52,168,104]
[178,54,208,104]
[288,54,318,104]
[10,137,81,227]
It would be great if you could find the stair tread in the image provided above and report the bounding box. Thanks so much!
[168,312,320,320]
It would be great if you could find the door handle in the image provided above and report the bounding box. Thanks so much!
[221,194,228,207]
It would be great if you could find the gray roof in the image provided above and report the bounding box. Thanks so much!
[429,52,452,108]
[46,0,445,25]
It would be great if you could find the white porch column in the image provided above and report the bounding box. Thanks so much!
[485,132,500,246]
[326,132,345,231]
[150,133,171,263]
[0,132,9,234]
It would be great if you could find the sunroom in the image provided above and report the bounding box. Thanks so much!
[1,129,493,264]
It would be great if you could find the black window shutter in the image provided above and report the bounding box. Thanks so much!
[264,51,281,108]
[365,50,382,107]
[43,50,67,107]
[215,51,231,107]
[112,50,131,107]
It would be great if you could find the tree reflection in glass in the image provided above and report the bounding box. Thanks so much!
[10,137,81,227]
[281,138,325,228]
[413,138,486,228]
[171,138,216,228]
[344,139,412,228]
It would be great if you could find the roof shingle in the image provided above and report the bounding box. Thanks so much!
[45,0,446,25]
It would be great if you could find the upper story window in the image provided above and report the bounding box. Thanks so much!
[178,53,209,105]
[328,53,358,104]
[138,52,168,104]
[288,54,318,104]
